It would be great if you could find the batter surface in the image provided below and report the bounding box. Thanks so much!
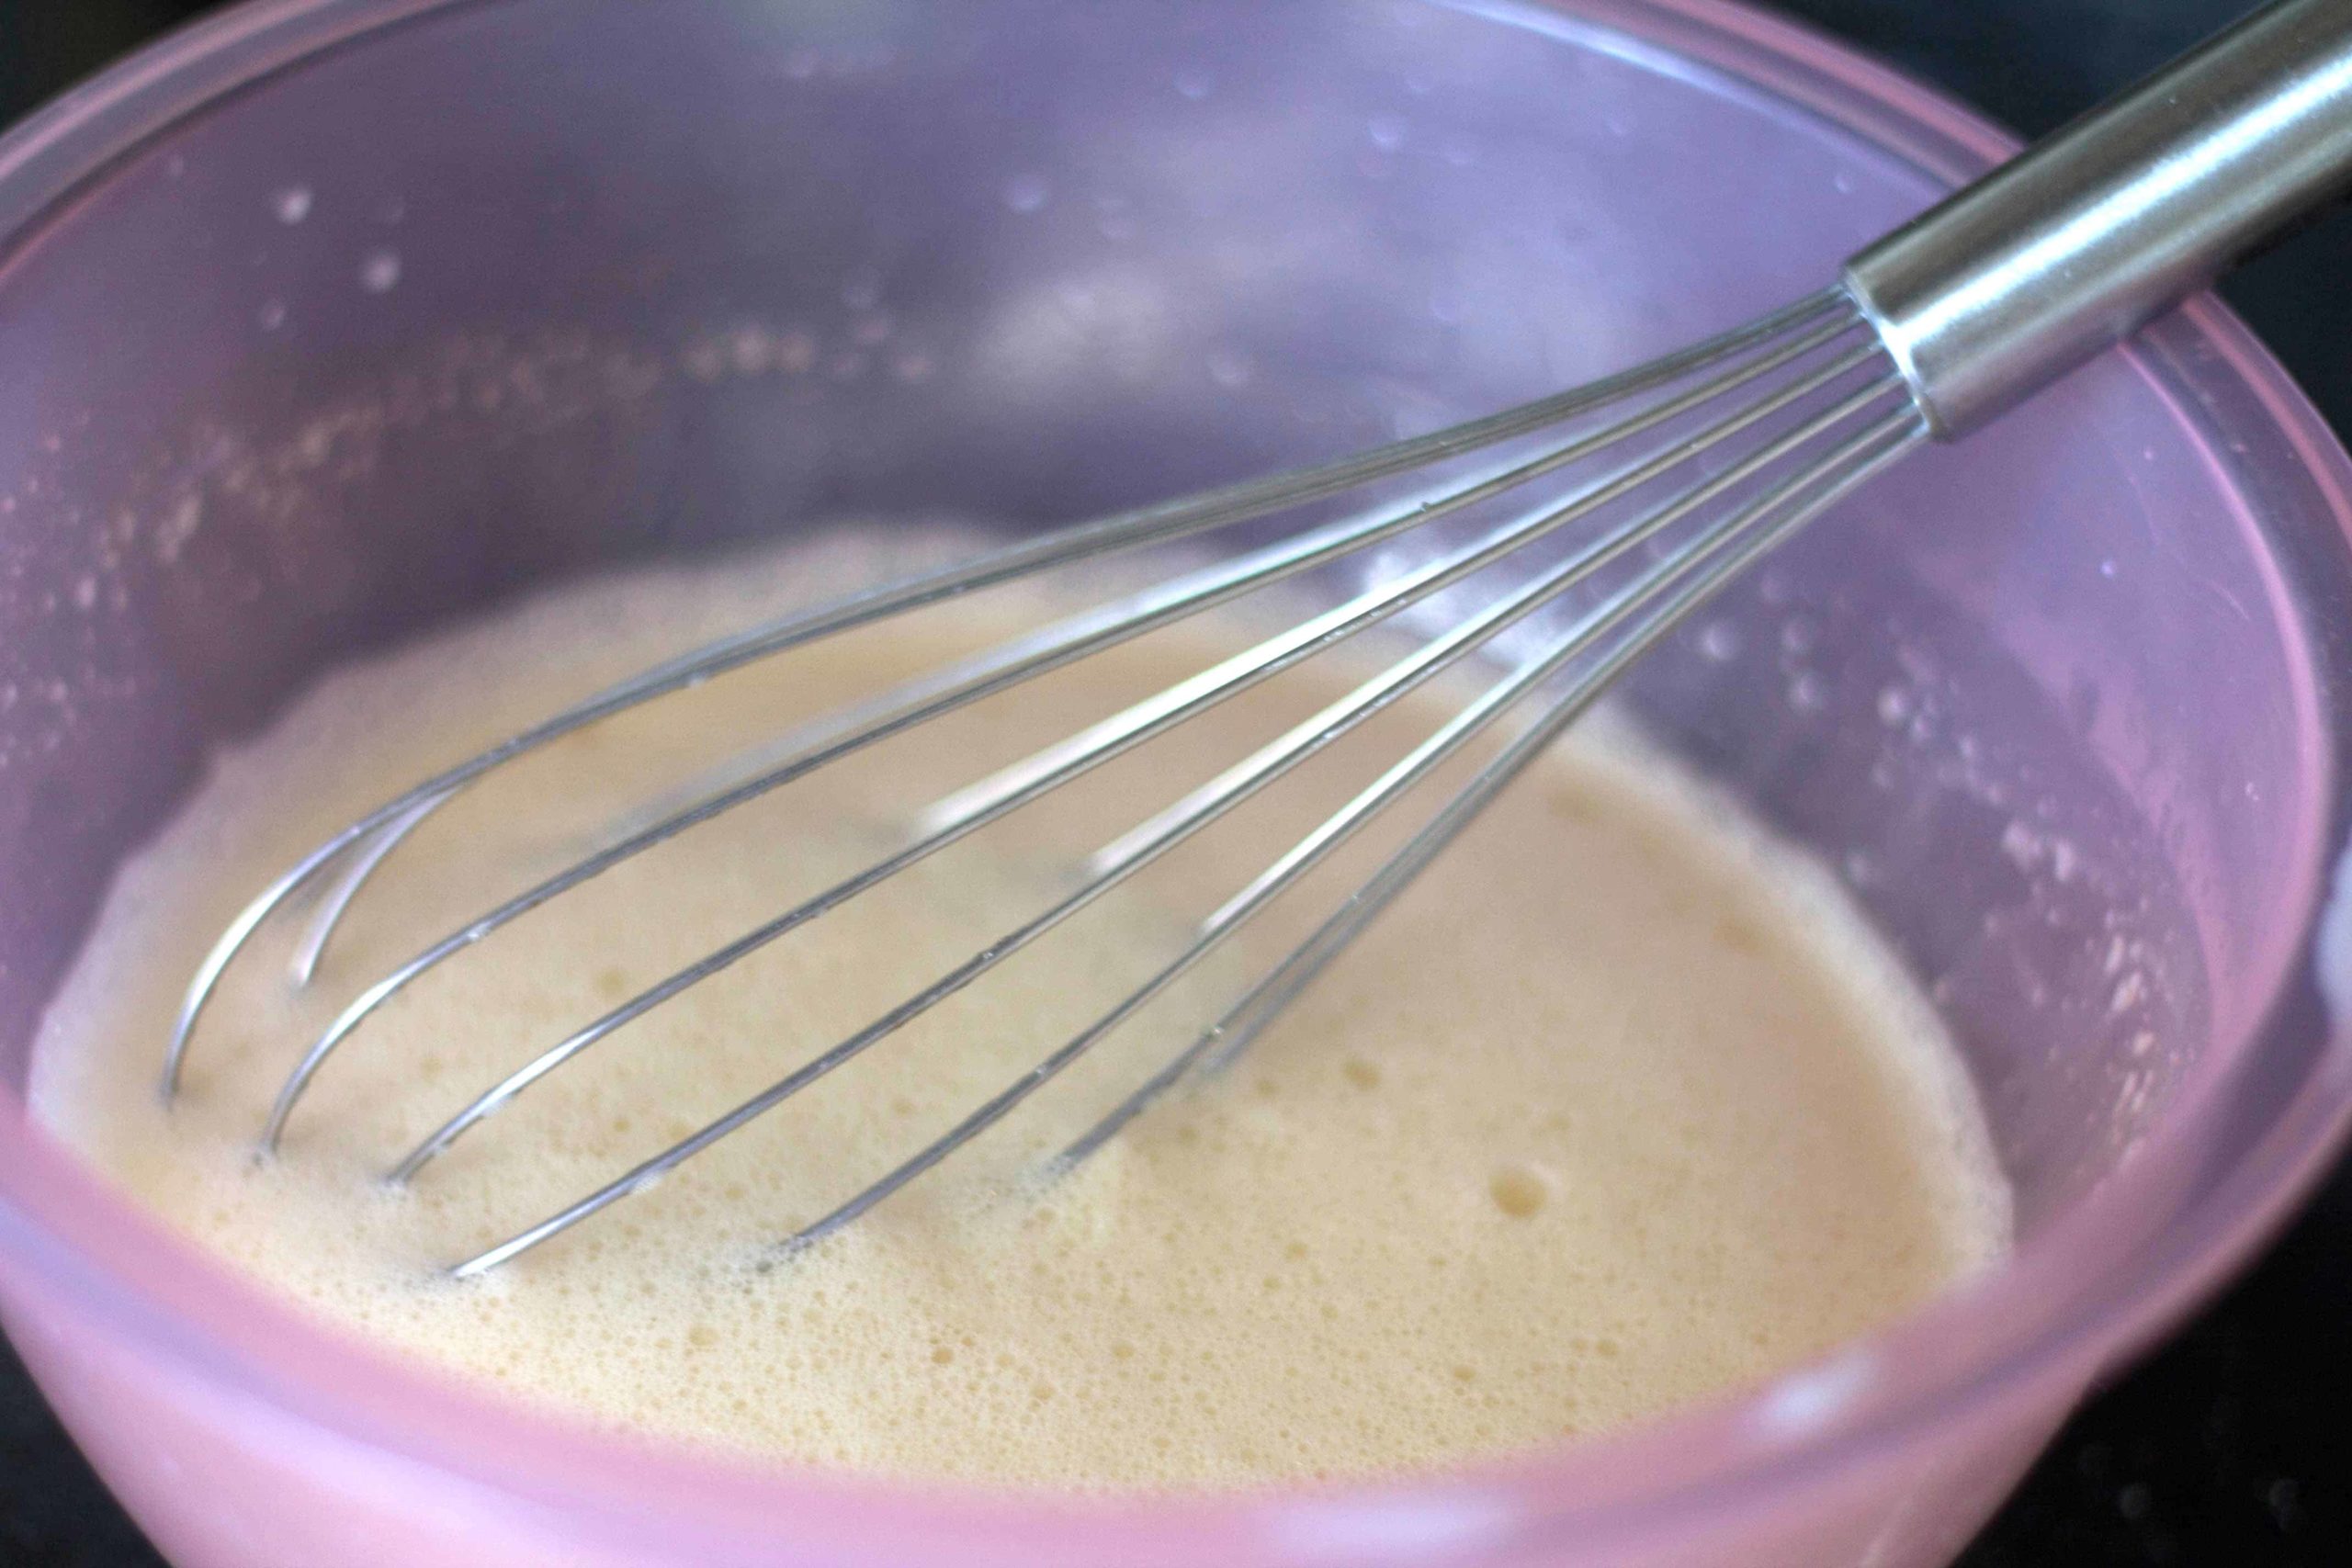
[33,533,2007,1489]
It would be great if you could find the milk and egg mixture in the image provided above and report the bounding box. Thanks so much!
[33,535,2007,1489]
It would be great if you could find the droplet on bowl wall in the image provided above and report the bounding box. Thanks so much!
[2109,971,2147,1015]
[1205,350,1252,389]
[360,250,401,292]
[154,494,203,564]
[729,328,776,376]
[2049,838,2081,883]
[1002,174,1050,214]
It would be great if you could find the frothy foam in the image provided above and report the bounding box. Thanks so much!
[32,531,2007,1490]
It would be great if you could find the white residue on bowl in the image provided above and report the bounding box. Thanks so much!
[1002,174,1051,214]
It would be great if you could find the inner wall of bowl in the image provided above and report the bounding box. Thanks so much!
[0,0,2320,1257]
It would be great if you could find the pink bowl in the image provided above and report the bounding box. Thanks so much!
[4,1,2352,1563]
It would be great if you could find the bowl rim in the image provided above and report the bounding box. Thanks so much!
[3,0,2351,1556]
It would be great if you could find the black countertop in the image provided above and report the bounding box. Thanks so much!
[2,1,2347,1562]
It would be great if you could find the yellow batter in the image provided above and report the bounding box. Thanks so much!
[31,532,2007,1490]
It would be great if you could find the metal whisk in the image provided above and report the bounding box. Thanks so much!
[161,0,2352,1277]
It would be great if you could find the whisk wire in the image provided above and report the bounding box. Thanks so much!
[922,344,1882,841]
[155,283,1926,1276]
[161,290,1850,1099]
[441,373,1916,1276]
[398,365,1898,1190]
[771,404,1926,1261]
[263,328,1883,1154]
[1059,410,1925,1169]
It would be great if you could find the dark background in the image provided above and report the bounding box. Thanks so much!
[1,1,2346,1563]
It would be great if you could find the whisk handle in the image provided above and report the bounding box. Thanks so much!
[1845,0,2352,438]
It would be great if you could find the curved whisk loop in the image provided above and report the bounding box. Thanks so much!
[153,280,1925,1278]
[388,350,1888,1186]
[252,301,1879,1152]
[159,288,1849,1101]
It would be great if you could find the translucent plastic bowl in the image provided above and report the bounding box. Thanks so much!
[3,2,2350,1564]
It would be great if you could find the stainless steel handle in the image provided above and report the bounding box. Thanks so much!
[1844,0,2352,438]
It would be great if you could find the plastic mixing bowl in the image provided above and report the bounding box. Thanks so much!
[3,1,2351,1563]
